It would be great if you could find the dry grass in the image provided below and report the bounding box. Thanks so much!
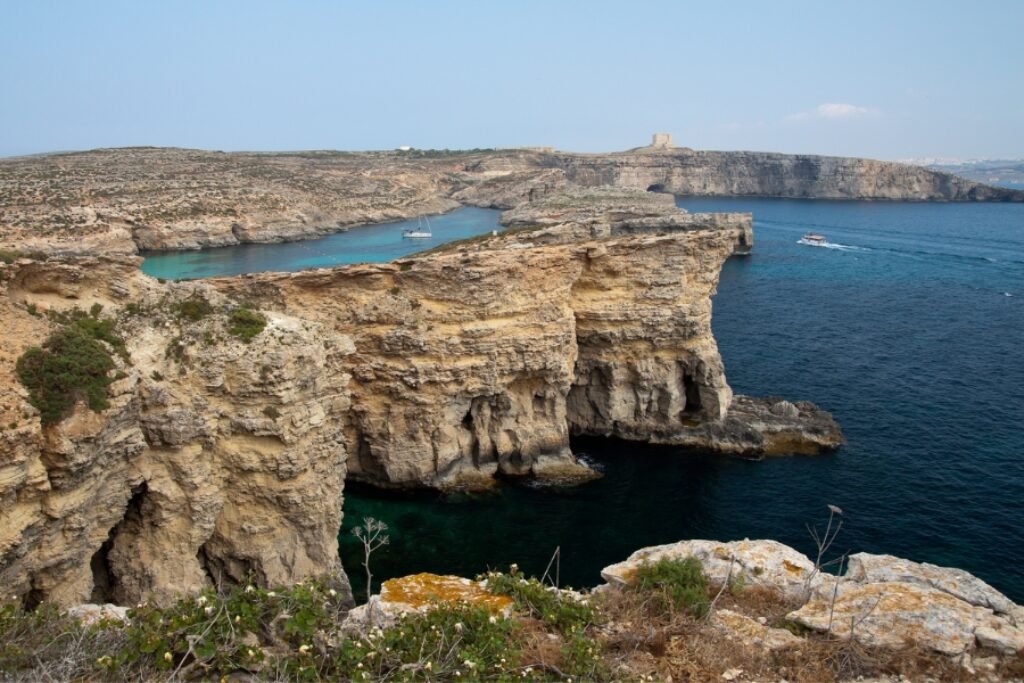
[592,579,1017,683]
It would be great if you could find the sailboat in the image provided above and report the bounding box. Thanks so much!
[402,215,432,239]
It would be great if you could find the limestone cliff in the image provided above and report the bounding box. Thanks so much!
[0,258,353,607]
[542,149,1024,201]
[212,189,838,489]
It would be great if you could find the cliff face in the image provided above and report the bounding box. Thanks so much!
[0,189,840,607]
[0,258,353,607]
[213,190,837,489]
[541,149,1024,201]
[2,146,1020,257]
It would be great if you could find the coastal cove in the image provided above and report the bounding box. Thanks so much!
[130,197,1023,603]
[335,197,1024,603]
[140,207,502,279]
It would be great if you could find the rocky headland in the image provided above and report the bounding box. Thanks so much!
[0,187,843,612]
[1,143,1021,256]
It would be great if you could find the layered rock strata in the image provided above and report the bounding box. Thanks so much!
[213,189,839,488]
[0,257,353,607]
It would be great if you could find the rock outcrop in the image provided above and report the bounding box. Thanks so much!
[601,539,1024,658]
[0,257,353,607]
[2,145,1020,257]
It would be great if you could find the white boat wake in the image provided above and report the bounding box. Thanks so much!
[796,238,870,252]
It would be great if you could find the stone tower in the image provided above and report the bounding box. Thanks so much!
[651,132,673,149]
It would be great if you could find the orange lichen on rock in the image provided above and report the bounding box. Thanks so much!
[380,573,513,614]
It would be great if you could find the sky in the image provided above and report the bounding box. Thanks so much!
[1,1,1022,160]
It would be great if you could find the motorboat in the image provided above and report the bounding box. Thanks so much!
[798,232,827,246]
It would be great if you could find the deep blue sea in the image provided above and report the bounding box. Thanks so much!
[142,199,1024,602]
[339,198,1024,602]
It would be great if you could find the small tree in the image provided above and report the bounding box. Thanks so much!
[351,517,389,600]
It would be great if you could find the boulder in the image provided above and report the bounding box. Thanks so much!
[601,539,829,600]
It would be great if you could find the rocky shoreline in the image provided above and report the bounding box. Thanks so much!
[1,144,1020,257]
[0,187,843,611]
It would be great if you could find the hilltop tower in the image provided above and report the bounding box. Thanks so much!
[651,132,673,149]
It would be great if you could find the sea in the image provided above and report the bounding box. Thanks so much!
[141,197,1024,602]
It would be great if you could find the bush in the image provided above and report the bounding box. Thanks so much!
[632,556,710,618]
[175,296,213,321]
[228,308,266,342]
[485,566,594,634]
[0,248,23,264]
[16,319,121,426]
[485,566,607,679]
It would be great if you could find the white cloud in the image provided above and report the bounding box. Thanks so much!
[786,103,880,123]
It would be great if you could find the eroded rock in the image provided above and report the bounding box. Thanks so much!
[601,539,827,600]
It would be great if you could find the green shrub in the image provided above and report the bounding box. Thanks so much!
[632,556,710,617]
[262,405,280,419]
[0,248,23,264]
[485,566,605,679]
[228,308,266,342]
[485,566,594,634]
[174,296,213,321]
[16,319,122,426]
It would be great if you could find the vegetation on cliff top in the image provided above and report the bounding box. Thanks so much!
[2,559,1019,682]
[15,306,126,426]
[228,306,267,342]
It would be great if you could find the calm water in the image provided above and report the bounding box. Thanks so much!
[140,207,501,279]
[339,198,1024,602]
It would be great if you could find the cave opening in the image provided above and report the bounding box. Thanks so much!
[646,183,667,193]
[89,481,148,604]
[682,372,703,416]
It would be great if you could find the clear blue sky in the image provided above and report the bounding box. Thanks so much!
[2,0,1021,159]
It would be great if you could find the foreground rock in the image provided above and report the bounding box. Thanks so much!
[601,538,830,600]
[344,573,514,631]
[602,539,1024,658]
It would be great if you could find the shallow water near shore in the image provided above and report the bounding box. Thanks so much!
[340,197,1024,603]
[140,207,502,279]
